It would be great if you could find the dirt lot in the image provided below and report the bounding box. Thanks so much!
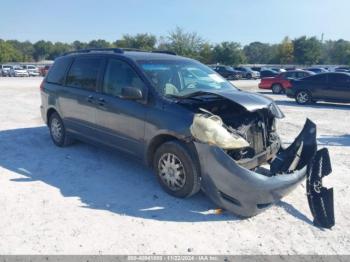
[0,77,349,254]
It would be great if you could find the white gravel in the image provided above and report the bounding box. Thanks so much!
[0,77,349,254]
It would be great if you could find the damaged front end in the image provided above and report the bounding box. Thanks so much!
[183,91,334,227]
[194,119,316,217]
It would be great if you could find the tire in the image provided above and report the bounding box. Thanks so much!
[271,84,283,94]
[295,90,312,104]
[153,141,201,198]
[247,73,252,79]
[48,112,73,147]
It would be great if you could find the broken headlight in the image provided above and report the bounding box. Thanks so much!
[190,112,250,149]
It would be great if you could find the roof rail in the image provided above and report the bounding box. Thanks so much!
[151,50,177,55]
[62,48,124,56]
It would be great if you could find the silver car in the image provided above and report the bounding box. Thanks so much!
[22,65,40,76]
[9,65,29,77]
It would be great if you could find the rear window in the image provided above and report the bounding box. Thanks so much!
[47,58,72,85]
[66,57,103,91]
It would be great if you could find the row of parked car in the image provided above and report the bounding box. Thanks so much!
[258,66,350,104]
[209,65,260,80]
[0,64,51,77]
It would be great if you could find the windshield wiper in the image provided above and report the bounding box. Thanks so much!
[167,90,219,100]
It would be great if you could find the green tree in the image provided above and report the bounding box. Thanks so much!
[0,40,21,62]
[33,40,53,61]
[213,41,246,65]
[293,36,322,65]
[322,39,350,65]
[161,27,205,58]
[86,39,111,49]
[243,42,272,64]
[198,43,214,64]
[115,33,157,50]
[72,40,87,50]
[278,37,294,64]
[49,42,72,59]
[6,40,34,61]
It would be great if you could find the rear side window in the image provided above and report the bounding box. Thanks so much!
[46,58,72,85]
[66,57,103,91]
[304,74,327,82]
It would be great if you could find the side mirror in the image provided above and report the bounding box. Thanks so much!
[120,86,143,100]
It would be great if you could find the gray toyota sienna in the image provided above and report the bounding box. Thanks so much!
[40,48,333,227]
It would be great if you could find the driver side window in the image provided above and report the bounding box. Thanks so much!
[102,59,145,96]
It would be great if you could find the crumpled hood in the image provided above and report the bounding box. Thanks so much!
[195,89,275,112]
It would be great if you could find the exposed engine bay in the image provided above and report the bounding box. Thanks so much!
[181,95,281,170]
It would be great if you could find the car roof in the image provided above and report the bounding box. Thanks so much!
[60,48,192,62]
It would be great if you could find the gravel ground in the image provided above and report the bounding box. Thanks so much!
[0,77,349,254]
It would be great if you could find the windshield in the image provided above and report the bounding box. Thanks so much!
[138,59,237,98]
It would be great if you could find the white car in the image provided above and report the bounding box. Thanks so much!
[9,66,29,77]
[22,65,40,76]
[0,65,13,76]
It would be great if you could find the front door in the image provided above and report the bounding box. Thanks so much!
[95,58,147,158]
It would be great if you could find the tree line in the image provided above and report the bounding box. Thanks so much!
[1,27,349,65]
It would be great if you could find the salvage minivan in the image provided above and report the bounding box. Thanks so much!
[40,48,334,227]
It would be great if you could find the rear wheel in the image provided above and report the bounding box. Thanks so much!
[49,112,73,147]
[272,84,283,94]
[295,90,312,104]
[153,141,201,198]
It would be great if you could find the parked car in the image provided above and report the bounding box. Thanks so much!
[259,69,279,78]
[40,65,51,76]
[269,67,286,73]
[211,65,242,80]
[250,66,262,72]
[234,66,260,79]
[0,65,13,76]
[259,70,315,94]
[40,48,331,222]
[287,72,350,104]
[304,67,328,74]
[9,65,29,77]
[335,66,350,73]
[22,65,40,76]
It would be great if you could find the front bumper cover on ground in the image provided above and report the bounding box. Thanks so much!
[195,119,333,221]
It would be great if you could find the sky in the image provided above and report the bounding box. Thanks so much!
[1,0,349,45]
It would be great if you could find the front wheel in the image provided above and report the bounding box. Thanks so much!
[153,141,201,198]
[295,90,312,104]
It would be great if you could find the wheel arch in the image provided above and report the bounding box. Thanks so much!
[145,133,200,169]
[46,107,59,125]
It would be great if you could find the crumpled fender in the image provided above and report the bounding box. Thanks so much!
[194,119,318,217]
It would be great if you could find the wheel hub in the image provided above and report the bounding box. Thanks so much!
[51,118,62,141]
[158,153,186,191]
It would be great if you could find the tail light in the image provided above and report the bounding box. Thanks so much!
[40,80,45,91]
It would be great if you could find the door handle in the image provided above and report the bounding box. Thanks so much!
[98,97,106,106]
[87,95,94,103]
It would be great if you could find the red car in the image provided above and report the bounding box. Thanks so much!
[259,70,314,94]
[39,65,52,77]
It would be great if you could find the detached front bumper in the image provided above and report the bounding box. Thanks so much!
[195,119,317,217]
